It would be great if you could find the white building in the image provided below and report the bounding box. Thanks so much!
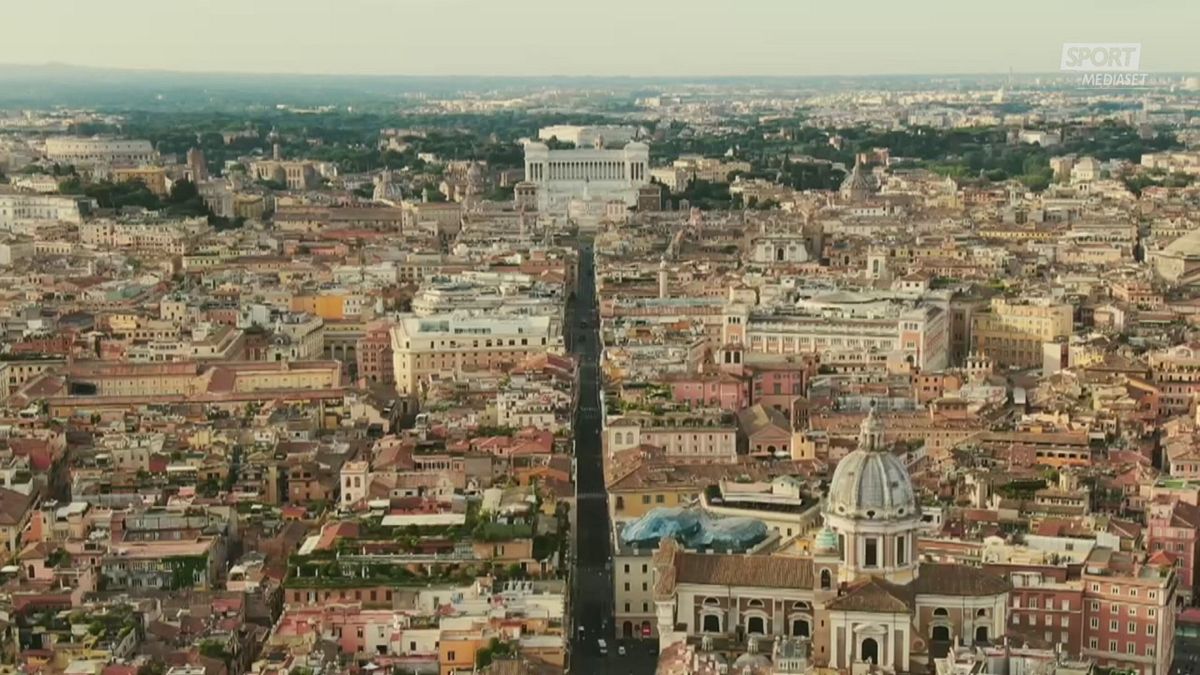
[523,141,650,214]
[0,192,84,232]
[1070,156,1102,184]
[537,125,638,147]
[390,313,563,395]
[44,137,157,165]
[722,291,949,371]
[1016,130,1062,147]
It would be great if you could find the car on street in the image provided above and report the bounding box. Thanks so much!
[618,645,626,656]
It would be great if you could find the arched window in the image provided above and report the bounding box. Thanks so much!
[933,607,948,617]
[792,601,811,611]
[702,614,721,633]
[820,569,832,590]
[747,598,764,609]
[976,608,988,618]
[791,618,810,637]
[860,637,879,664]
[747,616,766,635]
[932,625,950,642]
[975,626,989,643]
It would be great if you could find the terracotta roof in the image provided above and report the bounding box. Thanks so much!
[827,576,913,613]
[911,563,1010,596]
[737,404,790,437]
[1147,550,1179,567]
[673,552,813,589]
[0,488,33,526]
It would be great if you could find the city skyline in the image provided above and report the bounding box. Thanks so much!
[1,0,1197,77]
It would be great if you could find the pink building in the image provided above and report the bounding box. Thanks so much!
[749,363,813,415]
[1147,496,1200,604]
[667,374,748,411]
[357,321,394,386]
[1080,549,1177,675]
[274,606,429,657]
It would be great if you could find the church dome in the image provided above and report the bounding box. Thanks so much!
[824,407,917,521]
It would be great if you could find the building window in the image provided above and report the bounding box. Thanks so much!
[820,569,832,590]
[1147,624,1155,636]
[1089,638,1098,650]
[1108,641,1117,653]
[1109,620,1118,631]
[864,538,879,567]
[896,536,907,566]
[747,616,766,635]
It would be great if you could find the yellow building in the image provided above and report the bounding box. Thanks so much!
[112,166,169,196]
[439,630,485,675]
[970,297,1072,368]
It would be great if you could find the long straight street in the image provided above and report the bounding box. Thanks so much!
[568,237,658,675]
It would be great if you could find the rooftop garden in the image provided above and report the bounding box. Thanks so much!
[474,521,533,542]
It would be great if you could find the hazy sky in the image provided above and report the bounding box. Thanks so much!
[2,0,1197,77]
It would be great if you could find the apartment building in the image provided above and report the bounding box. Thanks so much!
[604,412,738,463]
[1146,497,1200,605]
[1149,345,1200,416]
[723,299,949,371]
[356,321,394,386]
[1080,550,1176,675]
[971,297,1073,369]
[80,218,209,254]
[389,314,562,395]
[100,538,224,591]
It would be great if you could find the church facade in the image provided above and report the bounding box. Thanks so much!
[651,407,1011,673]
